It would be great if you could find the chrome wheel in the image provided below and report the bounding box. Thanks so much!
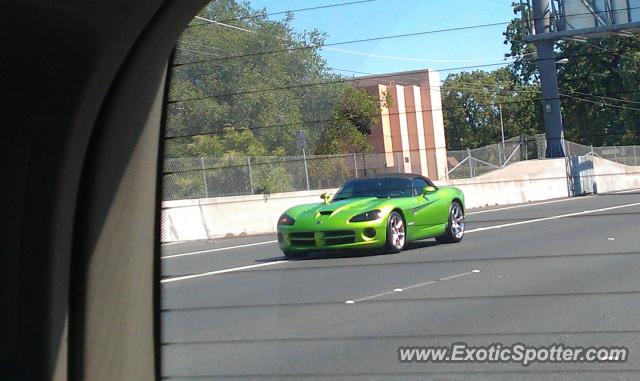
[389,213,405,250]
[436,201,465,244]
[450,203,465,239]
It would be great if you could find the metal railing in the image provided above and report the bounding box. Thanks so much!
[445,138,534,180]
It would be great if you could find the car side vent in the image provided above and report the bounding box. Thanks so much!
[319,211,333,216]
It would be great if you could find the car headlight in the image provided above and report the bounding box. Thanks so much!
[277,214,295,226]
[349,210,382,223]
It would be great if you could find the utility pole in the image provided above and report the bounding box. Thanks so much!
[532,0,565,158]
[499,104,506,164]
[297,129,310,190]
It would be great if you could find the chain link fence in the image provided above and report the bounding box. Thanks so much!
[163,153,402,200]
[445,137,537,180]
[162,136,640,200]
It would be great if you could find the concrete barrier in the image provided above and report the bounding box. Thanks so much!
[592,157,640,193]
[161,157,640,242]
[439,158,569,209]
[161,189,338,242]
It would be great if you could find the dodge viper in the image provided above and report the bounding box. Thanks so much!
[277,174,465,258]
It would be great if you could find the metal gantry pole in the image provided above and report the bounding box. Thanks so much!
[467,148,474,178]
[532,0,565,158]
[634,146,638,166]
[200,157,209,198]
[302,148,310,190]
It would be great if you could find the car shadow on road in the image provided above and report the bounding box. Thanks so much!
[255,239,440,262]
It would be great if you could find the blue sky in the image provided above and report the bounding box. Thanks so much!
[247,0,518,78]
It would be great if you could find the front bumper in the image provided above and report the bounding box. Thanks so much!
[278,226,387,252]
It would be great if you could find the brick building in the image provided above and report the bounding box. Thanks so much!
[352,69,448,180]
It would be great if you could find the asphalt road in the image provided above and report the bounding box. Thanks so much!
[160,190,640,380]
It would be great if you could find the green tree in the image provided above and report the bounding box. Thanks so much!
[314,87,383,154]
[166,0,366,158]
[441,68,542,149]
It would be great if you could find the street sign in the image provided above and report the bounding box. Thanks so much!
[521,0,640,42]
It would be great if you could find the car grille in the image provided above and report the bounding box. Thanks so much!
[290,232,315,239]
[323,230,353,238]
[324,237,355,245]
[288,230,356,247]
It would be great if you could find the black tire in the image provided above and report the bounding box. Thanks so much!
[436,201,465,244]
[384,211,406,253]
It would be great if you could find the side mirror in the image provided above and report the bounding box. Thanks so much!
[422,186,437,196]
[320,193,331,204]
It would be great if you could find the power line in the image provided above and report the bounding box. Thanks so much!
[167,48,639,104]
[164,87,640,142]
[163,81,640,143]
[561,93,640,111]
[172,5,640,68]
[173,20,513,67]
[183,9,517,67]
[564,89,640,105]
[187,0,377,27]
[321,46,515,64]
[164,96,548,141]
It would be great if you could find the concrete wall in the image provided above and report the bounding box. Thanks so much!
[161,189,338,242]
[592,157,640,193]
[439,158,569,209]
[161,157,640,242]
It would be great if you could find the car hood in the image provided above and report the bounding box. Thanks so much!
[283,197,390,226]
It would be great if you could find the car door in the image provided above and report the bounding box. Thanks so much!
[409,178,446,237]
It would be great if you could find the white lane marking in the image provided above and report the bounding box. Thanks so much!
[467,196,594,215]
[162,240,278,259]
[161,260,287,283]
[608,237,616,241]
[438,271,474,281]
[401,280,436,291]
[472,269,480,273]
[161,241,186,246]
[346,270,477,303]
[466,202,640,234]
[352,289,402,303]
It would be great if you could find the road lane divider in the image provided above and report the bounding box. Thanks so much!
[162,240,278,259]
[161,260,287,283]
[466,202,640,234]
[345,269,480,304]
[466,196,594,215]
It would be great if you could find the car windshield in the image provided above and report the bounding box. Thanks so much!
[333,178,413,200]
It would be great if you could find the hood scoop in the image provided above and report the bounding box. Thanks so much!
[318,211,334,216]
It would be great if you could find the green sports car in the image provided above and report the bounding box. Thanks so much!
[277,174,465,258]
